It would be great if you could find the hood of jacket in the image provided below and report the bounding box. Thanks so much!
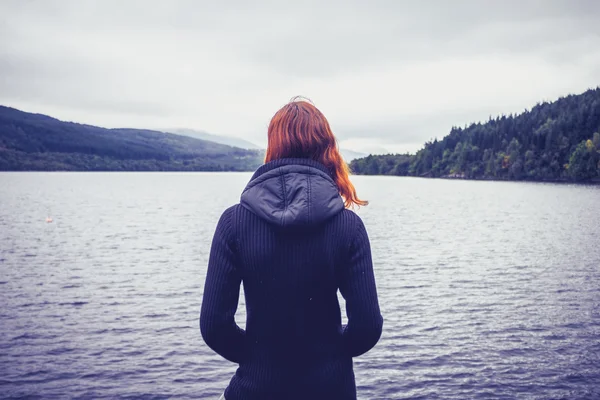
[240,158,345,228]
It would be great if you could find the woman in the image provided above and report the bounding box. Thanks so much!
[200,98,383,400]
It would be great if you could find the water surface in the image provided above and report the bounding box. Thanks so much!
[1,173,599,399]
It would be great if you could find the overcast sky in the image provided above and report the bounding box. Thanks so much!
[1,0,599,154]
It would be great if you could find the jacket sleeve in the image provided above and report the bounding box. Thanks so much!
[338,215,383,357]
[200,207,246,363]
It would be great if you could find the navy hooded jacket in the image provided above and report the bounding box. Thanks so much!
[200,158,383,400]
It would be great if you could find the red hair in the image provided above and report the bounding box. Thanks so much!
[265,98,367,208]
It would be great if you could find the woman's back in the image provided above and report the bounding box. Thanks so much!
[200,99,382,400]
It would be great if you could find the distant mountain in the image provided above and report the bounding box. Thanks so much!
[340,149,367,162]
[350,87,600,182]
[165,128,260,150]
[167,127,366,163]
[0,106,263,171]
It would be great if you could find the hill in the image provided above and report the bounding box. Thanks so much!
[350,88,600,182]
[0,106,264,171]
[167,128,366,161]
[163,128,261,150]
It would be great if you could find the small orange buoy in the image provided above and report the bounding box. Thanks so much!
[46,217,53,223]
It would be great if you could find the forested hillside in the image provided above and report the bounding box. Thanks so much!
[0,106,263,171]
[350,88,600,182]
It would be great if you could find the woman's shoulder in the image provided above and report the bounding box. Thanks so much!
[217,203,260,225]
[339,208,365,222]
[335,209,368,233]
[214,204,244,230]
[221,204,240,216]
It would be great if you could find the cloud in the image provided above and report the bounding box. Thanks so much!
[1,0,599,153]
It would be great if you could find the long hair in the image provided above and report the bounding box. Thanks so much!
[265,98,368,208]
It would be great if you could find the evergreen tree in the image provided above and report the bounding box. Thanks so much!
[350,88,600,182]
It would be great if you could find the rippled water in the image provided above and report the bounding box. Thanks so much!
[1,172,599,399]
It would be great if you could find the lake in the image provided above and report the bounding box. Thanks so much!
[1,172,599,399]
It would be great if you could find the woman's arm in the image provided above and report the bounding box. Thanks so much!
[338,215,383,357]
[200,207,246,363]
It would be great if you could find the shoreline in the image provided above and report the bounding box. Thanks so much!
[3,170,600,185]
[351,173,600,185]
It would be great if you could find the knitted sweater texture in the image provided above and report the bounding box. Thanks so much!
[200,158,383,400]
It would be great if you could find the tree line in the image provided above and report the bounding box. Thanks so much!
[350,88,600,182]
